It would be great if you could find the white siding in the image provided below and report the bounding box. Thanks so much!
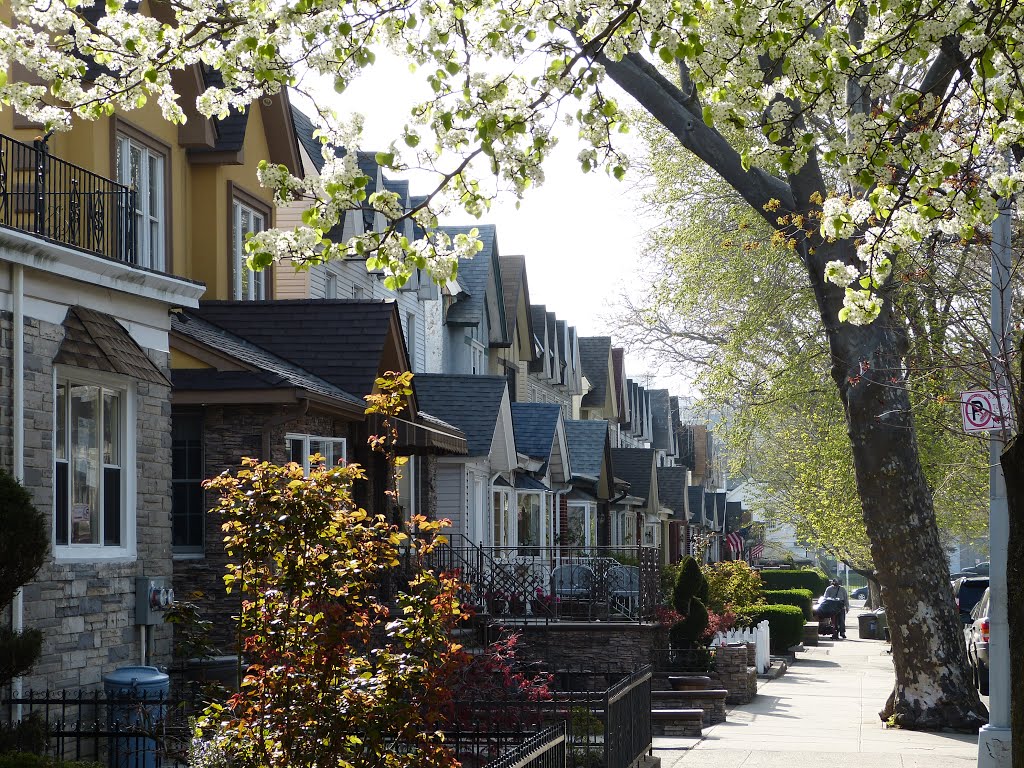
[436,462,466,537]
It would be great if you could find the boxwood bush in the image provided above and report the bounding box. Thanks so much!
[759,569,828,597]
[763,589,814,620]
[734,604,806,654]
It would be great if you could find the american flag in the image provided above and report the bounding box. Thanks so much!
[749,542,765,560]
[725,530,743,554]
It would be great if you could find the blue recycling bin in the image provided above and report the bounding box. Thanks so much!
[104,666,169,768]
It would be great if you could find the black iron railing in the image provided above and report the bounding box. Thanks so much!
[427,537,661,624]
[4,689,195,766]
[0,133,137,265]
[482,723,566,768]
[650,647,718,676]
[604,668,651,768]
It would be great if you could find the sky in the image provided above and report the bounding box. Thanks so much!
[294,55,698,398]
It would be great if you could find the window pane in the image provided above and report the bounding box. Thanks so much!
[104,466,121,546]
[288,437,305,466]
[309,440,326,465]
[56,383,66,461]
[172,412,204,550]
[55,461,69,545]
[103,391,120,466]
[129,146,142,189]
[567,506,585,547]
[70,384,99,544]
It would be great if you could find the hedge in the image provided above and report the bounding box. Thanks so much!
[734,604,806,654]
[764,589,814,620]
[759,569,828,597]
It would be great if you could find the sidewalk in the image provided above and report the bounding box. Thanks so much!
[654,632,980,768]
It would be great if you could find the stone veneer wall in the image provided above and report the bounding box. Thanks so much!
[710,644,757,704]
[2,312,174,692]
[172,407,359,650]
[514,622,670,672]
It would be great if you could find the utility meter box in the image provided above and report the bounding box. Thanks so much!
[135,577,174,626]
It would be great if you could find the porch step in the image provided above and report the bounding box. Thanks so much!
[650,708,703,738]
[666,675,712,690]
[652,689,727,725]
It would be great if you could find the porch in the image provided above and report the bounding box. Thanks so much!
[428,537,662,624]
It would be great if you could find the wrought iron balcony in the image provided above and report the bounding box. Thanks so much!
[0,133,138,266]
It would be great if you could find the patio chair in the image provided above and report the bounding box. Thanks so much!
[551,564,596,619]
[606,565,640,619]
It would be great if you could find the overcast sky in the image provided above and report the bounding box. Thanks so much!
[294,55,697,396]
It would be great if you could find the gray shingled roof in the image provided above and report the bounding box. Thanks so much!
[510,403,561,464]
[499,255,528,344]
[291,105,329,173]
[441,225,500,330]
[413,374,507,456]
[610,448,657,503]
[564,419,609,479]
[171,313,364,407]
[579,337,612,408]
[657,466,688,520]
[190,300,403,399]
[650,389,672,451]
[57,307,171,387]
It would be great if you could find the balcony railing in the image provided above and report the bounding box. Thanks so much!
[0,133,136,265]
[426,538,662,624]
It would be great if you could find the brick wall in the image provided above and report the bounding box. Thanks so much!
[3,312,175,692]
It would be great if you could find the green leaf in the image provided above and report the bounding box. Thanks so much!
[702,105,714,127]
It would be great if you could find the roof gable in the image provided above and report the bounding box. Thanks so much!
[442,225,508,345]
[579,337,613,410]
[657,466,688,520]
[510,402,562,464]
[57,307,170,386]
[190,300,409,399]
[414,374,508,456]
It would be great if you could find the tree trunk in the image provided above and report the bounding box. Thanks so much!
[999,436,1024,766]
[815,245,988,730]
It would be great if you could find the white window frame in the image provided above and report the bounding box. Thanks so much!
[325,273,338,299]
[566,501,597,548]
[286,433,347,473]
[491,484,514,547]
[53,368,136,562]
[233,198,267,301]
[115,134,165,271]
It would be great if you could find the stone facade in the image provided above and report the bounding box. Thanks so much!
[514,622,669,671]
[710,644,757,704]
[4,311,175,692]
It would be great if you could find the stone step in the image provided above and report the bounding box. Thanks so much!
[650,708,703,738]
[651,689,728,725]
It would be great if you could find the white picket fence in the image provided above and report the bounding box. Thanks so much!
[711,619,771,674]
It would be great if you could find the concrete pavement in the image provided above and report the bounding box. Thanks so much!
[654,625,980,768]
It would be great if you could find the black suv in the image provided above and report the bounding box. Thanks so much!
[951,576,989,625]
[965,587,990,695]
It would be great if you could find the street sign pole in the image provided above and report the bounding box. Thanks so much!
[978,170,1013,768]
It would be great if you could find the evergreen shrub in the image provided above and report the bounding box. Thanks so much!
[734,604,805,653]
[759,569,828,597]
[763,589,814,620]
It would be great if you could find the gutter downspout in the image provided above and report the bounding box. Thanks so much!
[12,264,24,720]
[261,398,310,460]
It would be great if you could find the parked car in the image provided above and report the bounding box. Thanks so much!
[851,587,868,600]
[951,576,989,624]
[962,562,990,576]
[965,587,990,695]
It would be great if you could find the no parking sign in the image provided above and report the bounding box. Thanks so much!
[961,388,1014,433]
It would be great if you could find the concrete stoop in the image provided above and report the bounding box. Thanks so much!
[652,689,727,725]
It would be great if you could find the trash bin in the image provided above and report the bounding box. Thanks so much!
[874,608,890,642]
[857,612,878,640]
[104,666,169,768]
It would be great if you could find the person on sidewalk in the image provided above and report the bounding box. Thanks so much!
[823,579,850,638]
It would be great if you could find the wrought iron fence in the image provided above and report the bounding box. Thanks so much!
[650,647,718,676]
[603,668,651,768]
[3,689,195,767]
[482,723,566,768]
[427,537,661,624]
[0,133,137,265]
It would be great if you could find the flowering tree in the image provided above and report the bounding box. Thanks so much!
[3,0,1016,730]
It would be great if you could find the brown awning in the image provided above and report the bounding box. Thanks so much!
[368,413,467,456]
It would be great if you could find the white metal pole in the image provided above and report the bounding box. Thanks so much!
[978,170,1013,768]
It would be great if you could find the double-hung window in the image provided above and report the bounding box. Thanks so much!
[286,434,347,472]
[171,412,204,553]
[115,134,166,271]
[55,373,133,558]
[233,198,267,300]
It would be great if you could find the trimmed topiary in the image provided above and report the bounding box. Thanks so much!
[669,557,711,650]
[763,589,814,620]
[734,604,806,653]
[758,569,828,597]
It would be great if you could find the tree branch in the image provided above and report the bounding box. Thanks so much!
[597,51,796,221]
